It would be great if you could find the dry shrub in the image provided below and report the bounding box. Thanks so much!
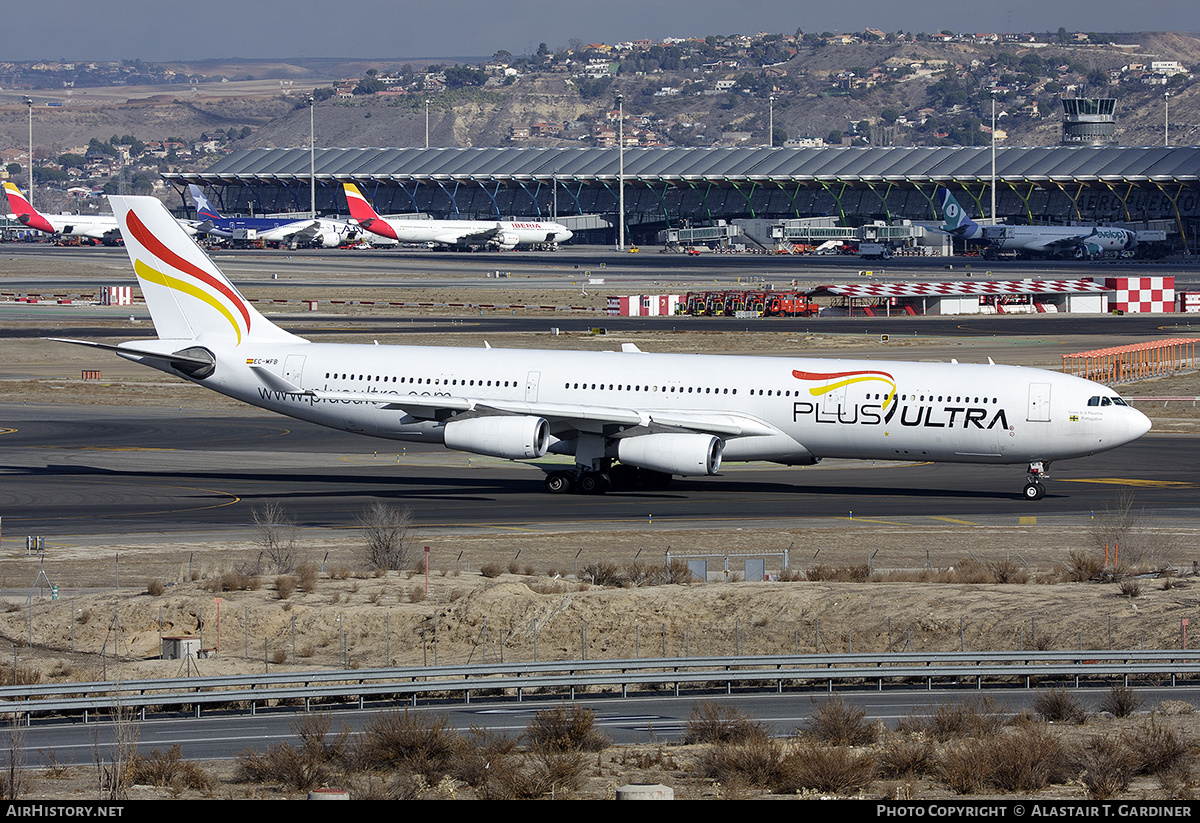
[1125,714,1190,776]
[296,563,319,592]
[251,501,298,574]
[682,700,767,745]
[986,725,1071,793]
[622,558,661,587]
[937,725,1069,794]
[1098,684,1143,718]
[661,558,697,585]
[800,697,877,746]
[479,562,504,579]
[524,705,610,753]
[275,575,297,600]
[808,564,871,582]
[236,713,349,792]
[1033,687,1088,723]
[936,737,992,795]
[877,732,936,779]
[988,557,1029,584]
[451,727,521,799]
[897,697,1006,742]
[1062,549,1105,582]
[1077,734,1135,800]
[506,559,520,575]
[581,560,623,587]
[778,741,876,795]
[1156,765,1197,801]
[203,572,260,592]
[1118,578,1142,598]
[353,709,461,777]
[126,744,215,793]
[145,579,165,597]
[356,503,416,571]
[694,727,788,791]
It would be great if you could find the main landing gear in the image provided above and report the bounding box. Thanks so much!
[1022,461,1050,501]
[544,464,672,495]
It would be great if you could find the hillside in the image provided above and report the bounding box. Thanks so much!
[2,31,1199,215]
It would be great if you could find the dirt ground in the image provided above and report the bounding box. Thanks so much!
[4,253,1200,800]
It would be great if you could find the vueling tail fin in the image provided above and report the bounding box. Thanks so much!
[936,188,980,238]
[187,184,223,222]
[3,182,54,233]
[108,195,302,347]
[342,182,398,240]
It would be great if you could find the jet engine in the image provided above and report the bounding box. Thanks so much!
[491,232,520,250]
[442,415,549,460]
[616,433,723,476]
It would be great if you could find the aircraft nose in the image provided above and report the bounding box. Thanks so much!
[1129,407,1152,441]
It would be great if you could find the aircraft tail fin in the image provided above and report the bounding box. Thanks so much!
[3,182,55,233]
[107,195,301,347]
[936,188,980,237]
[187,184,223,222]
[343,182,398,240]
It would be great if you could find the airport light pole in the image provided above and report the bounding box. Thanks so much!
[616,92,624,251]
[307,94,316,218]
[425,99,430,148]
[768,94,775,148]
[1164,91,1170,146]
[24,96,33,211]
[988,91,998,225]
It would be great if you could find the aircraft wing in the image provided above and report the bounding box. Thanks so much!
[286,382,781,438]
[256,220,321,243]
[1040,234,1090,251]
[430,225,501,247]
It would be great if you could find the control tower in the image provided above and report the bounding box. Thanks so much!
[1062,97,1117,145]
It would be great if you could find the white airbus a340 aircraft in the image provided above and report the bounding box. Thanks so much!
[343,183,573,250]
[59,196,1151,500]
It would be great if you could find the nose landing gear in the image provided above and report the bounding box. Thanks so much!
[1023,461,1050,501]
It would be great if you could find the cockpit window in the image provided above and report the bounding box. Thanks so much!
[1088,396,1100,406]
[1111,397,1128,406]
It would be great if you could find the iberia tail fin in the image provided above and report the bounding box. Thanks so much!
[3,182,55,234]
[107,195,301,347]
[342,182,398,240]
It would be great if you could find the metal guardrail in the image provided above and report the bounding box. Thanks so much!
[2,650,1199,721]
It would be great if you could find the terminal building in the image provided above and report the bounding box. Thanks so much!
[165,144,1200,252]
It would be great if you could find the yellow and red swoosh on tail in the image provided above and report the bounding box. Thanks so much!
[793,368,897,409]
[124,209,251,344]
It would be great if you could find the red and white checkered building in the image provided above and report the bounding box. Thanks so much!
[1103,277,1175,313]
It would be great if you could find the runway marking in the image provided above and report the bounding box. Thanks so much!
[834,516,910,526]
[10,479,243,523]
[1062,478,1196,488]
[0,428,15,435]
[928,516,979,525]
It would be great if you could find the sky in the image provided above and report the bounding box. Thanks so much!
[6,0,1200,63]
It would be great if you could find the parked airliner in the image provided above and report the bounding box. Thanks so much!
[59,195,1150,500]
[187,185,361,248]
[4,182,199,243]
[938,188,1136,258]
[4,181,122,242]
[342,183,572,250]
